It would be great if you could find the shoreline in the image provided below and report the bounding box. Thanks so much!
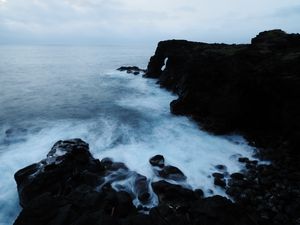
[13,29,300,225]
[143,29,300,225]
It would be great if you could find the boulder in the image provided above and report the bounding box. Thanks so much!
[149,155,165,168]
[158,165,186,181]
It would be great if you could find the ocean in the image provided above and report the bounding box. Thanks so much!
[0,45,255,224]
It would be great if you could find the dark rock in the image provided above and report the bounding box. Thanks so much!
[145,29,300,156]
[215,164,227,171]
[158,165,186,181]
[144,32,300,225]
[214,177,226,188]
[230,173,245,180]
[101,157,113,168]
[134,174,150,203]
[149,195,257,225]
[16,140,258,225]
[117,66,146,75]
[149,155,165,168]
[151,180,196,203]
[212,172,225,179]
[238,157,250,163]
[194,189,204,198]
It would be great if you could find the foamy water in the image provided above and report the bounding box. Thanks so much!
[0,45,255,224]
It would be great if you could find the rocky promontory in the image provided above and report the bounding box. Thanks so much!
[144,29,300,225]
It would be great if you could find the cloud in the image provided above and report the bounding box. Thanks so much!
[0,0,299,44]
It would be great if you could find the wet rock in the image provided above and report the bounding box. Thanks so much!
[101,157,113,168]
[214,177,226,188]
[117,66,146,75]
[134,174,150,203]
[238,157,250,163]
[149,155,165,168]
[212,172,225,179]
[194,189,204,198]
[215,164,227,171]
[151,180,196,203]
[230,173,245,180]
[158,165,186,181]
[144,30,300,224]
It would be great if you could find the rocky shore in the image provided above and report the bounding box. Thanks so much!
[13,139,255,225]
[144,29,300,225]
[14,30,300,225]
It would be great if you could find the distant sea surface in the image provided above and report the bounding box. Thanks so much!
[0,45,254,224]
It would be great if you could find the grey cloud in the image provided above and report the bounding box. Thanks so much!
[0,0,299,44]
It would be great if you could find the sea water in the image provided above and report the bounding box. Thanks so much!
[0,45,255,224]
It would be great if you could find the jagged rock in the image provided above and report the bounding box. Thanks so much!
[212,172,225,179]
[215,164,227,171]
[149,155,165,168]
[145,30,300,141]
[214,177,226,188]
[230,173,245,180]
[14,139,258,225]
[117,66,146,75]
[151,180,197,203]
[158,165,186,181]
[144,30,300,225]
[134,174,150,203]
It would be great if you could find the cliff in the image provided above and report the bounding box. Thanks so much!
[144,29,300,225]
[145,30,300,144]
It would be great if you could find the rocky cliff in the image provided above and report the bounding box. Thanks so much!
[144,29,300,225]
[146,30,300,142]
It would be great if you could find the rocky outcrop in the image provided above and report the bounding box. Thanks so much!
[145,30,300,225]
[145,30,300,140]
[117,66,146,75]
[14,139,256,225]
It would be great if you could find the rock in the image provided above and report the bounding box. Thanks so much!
[149,155,165,168]
[101,157,113,168]
[238,157,250,163]
[212,172,225,179]
[14,136,259,225]
[214,177,226,188]
[215,164,227,171]
[149,195,257,225]
[158,165,186,181]
[230,173,245,180]
[151,180,196,203]
[134,174,150,203]
[145,29,300,154]
[194,189,204,198]
[15,139,104,208]
[117,66,146,75]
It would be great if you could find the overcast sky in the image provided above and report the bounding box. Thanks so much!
[0,0,299,44]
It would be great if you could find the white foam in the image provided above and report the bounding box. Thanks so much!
[0,71,255,224]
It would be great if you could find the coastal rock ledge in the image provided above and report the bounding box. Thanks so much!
[144,29,300,225]
[14,139,254,225]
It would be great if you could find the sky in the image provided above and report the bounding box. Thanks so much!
[0,0,299,44]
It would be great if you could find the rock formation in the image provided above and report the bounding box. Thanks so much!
[14,139,255,225]
[144,29,300,225]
